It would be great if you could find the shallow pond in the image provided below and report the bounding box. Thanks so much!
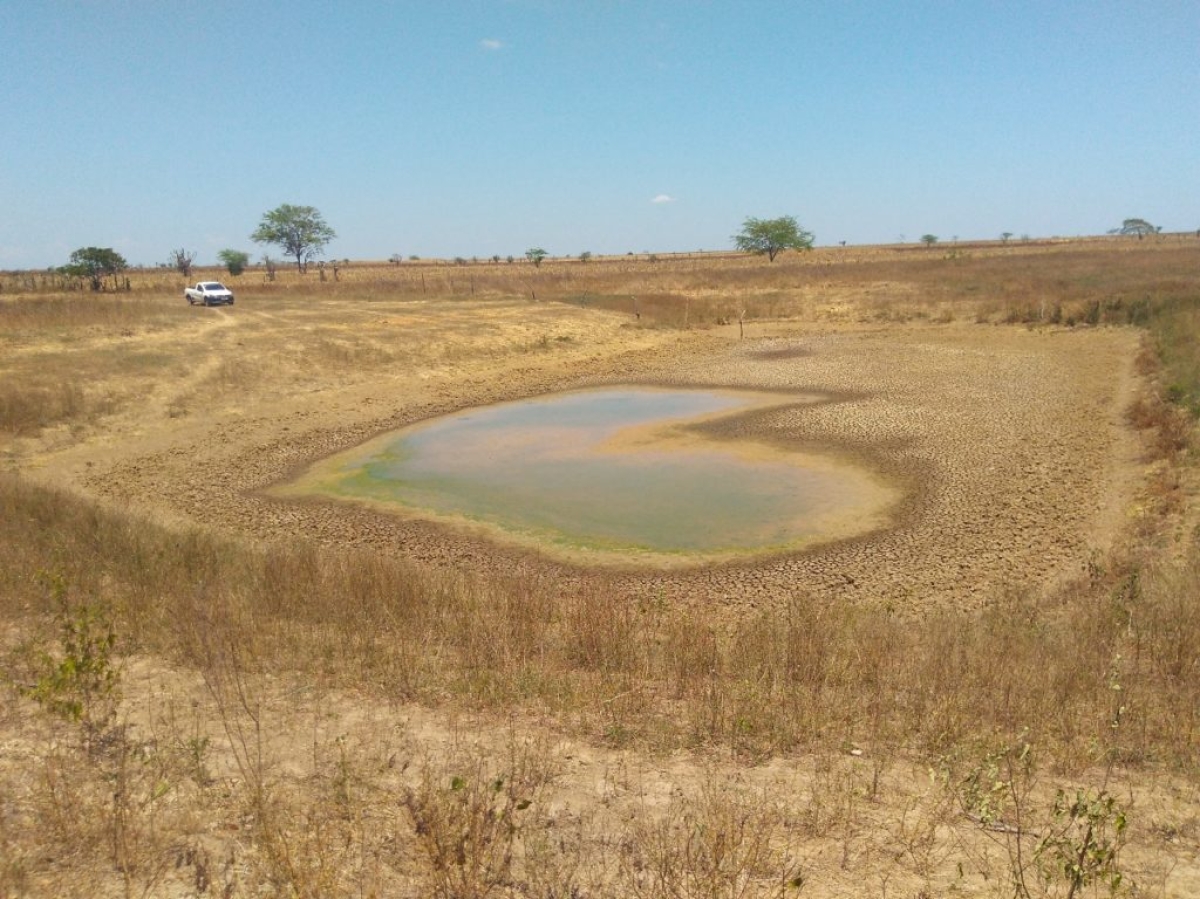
[275,387,898,566]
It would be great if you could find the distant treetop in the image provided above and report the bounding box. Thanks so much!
[1116,218,1158,239]
[733,216,814,262]
[251,204,336,273]
[62,246,128,291]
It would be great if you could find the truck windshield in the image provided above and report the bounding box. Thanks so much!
[201,283,226,291]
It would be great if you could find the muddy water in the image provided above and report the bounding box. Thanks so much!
[275,387,899,566]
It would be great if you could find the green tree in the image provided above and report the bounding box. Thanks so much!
[251,204,336,273]
[525,247,548,267]
[217,249,251,276]
[732,216,814,262]
[63,247,128,291]
[921,234,939,246]
[1117,217,1156,239]
[1001,232,1013,243]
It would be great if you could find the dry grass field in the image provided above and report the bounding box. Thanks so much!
[2,237,1199,897]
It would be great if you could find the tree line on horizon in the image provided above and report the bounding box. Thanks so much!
[49,211,1176,291]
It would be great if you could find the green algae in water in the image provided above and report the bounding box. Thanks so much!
[281,387,896,560]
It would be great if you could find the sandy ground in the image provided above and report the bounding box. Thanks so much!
[23,307,1145,618]
[93,655,1198,899]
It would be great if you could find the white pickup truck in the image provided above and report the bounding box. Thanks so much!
[184,281,235,306]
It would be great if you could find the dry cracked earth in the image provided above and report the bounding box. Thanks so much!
[26,303,1146,619]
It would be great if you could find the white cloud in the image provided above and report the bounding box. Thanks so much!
[651,194,676,204]
[480,38,503,50]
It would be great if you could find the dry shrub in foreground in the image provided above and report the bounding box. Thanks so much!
[617,780,804,898]
[403,736,558,899]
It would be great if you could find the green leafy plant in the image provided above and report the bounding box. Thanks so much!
[1035,788,1127,898]
[217,249,251,277]
[24,571,119,735]
[949,735,1129,898]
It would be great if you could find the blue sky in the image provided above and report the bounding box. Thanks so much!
[1,1,1196,269]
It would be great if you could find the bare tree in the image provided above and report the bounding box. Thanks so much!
[170,248,196,279]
